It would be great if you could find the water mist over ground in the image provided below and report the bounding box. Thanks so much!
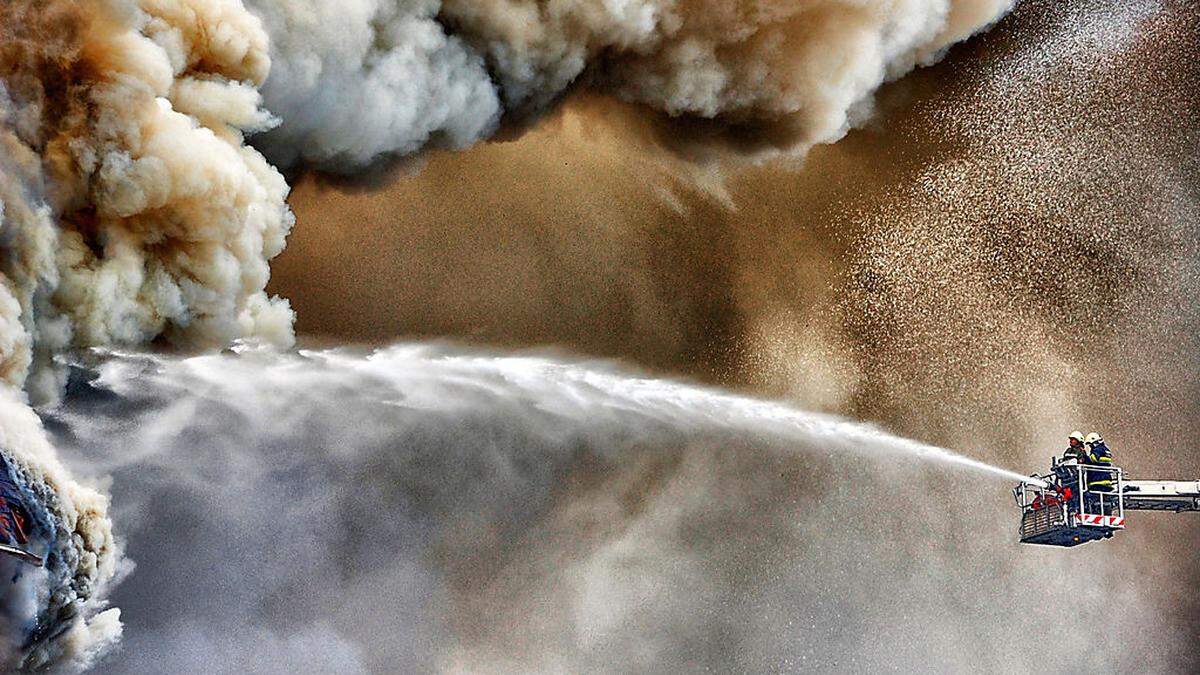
[41,344,1185,673]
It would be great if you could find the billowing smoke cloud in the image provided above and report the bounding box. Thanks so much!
[272,1,1200,457]
[247,0,1015,172]
[266,4,1200,665]
[1,0,297,667]
[10,0,1191,671]
[245,0,502,169]
[0,0,294,402]
[0,1,1027,669]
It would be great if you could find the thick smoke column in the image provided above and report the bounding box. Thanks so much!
[1,0,298,668]
[247,0,1015,171]
[0,0,294,401]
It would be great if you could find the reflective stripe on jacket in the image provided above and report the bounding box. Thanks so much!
[1086,441,1114,487]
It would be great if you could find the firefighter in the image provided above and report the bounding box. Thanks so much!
[1063,431,1087,462]
[1053,431,1088,504]
[1084,432,1115,492]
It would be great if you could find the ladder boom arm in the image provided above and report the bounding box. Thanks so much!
[1123,480,1200,512]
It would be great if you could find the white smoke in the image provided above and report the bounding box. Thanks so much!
[249,0,1016,171]
[246,0,502,169]
[0,0,295,403]
[0,0,296,667]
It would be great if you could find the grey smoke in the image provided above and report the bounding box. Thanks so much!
[247,0,1016,172]
[245,0,502,170]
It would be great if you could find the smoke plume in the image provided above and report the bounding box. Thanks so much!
[246,0,1015,171]
[6,0,1194,672]
[0,0,1020,397]
[268,3,1200,665]
[1,0,293,666]
[0,0,294,402]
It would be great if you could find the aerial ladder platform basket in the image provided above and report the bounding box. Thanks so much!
[1013,457,1200,547]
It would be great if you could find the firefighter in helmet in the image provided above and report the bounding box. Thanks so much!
[1049,431,1088,511]
[1084,432,1115,491]
[1063,431,1088,463]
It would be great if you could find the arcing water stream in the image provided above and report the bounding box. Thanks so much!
[81,343,1039,486]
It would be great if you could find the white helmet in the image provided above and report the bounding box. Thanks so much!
[1068,431,1085,443]
[1085,432,1102,445]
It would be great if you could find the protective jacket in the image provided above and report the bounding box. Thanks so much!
[1063,444,1087,463]
[1086,441,1115,490]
